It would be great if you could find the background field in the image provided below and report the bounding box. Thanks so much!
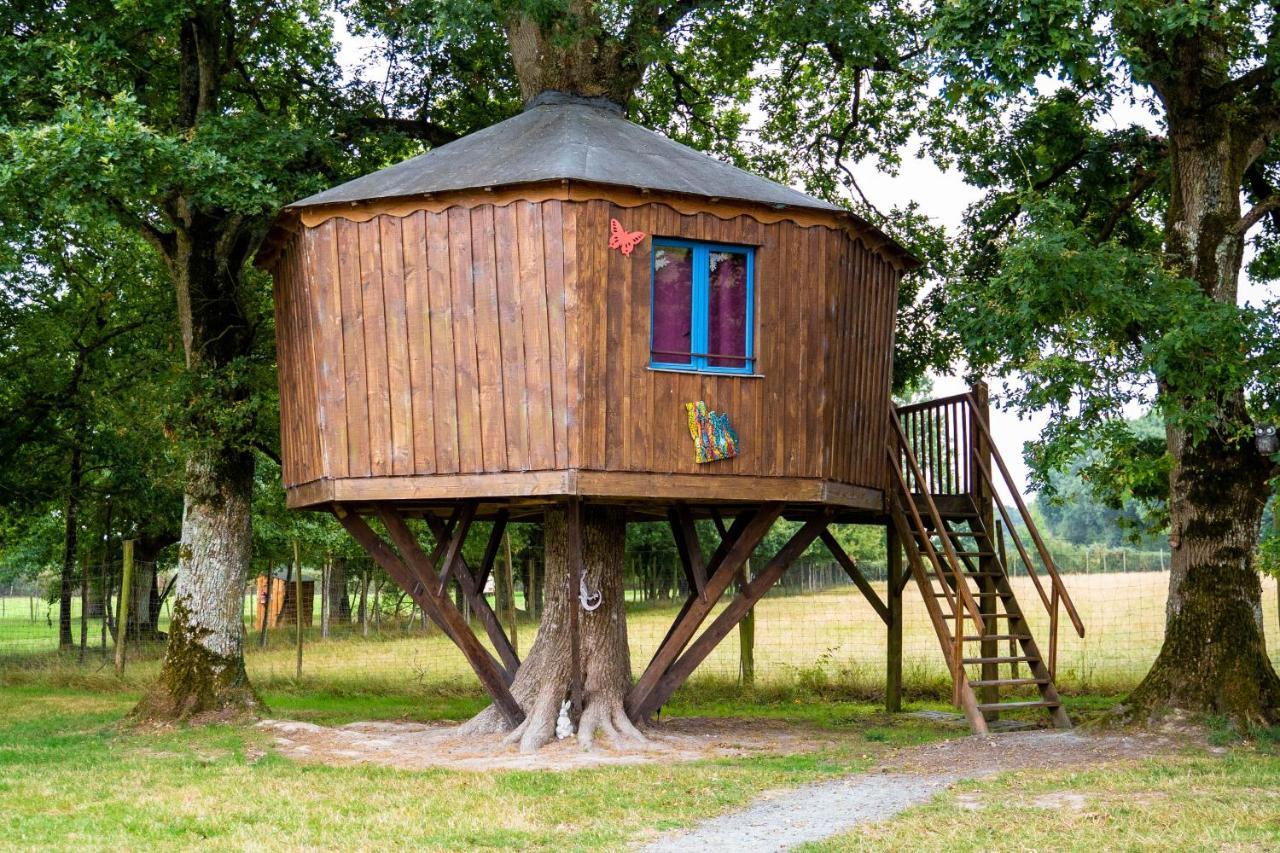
[5,568,1278,702]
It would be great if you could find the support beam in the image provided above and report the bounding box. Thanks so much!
[627,503,783,721]
[420,512,521,676]
[475,509,509,592]
[566,497,585,722]
[819,529,889,624]
[333,505,524,727]
[668,504,707,601]
[436,501,477,595]
[634,513,832,719]
[886,524,903,713]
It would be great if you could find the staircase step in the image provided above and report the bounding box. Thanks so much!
[932,590,1010,598]
[969,677,1048,687]
[961,634,1030,642]
[976,699,1060,711]
[962,655,1035,664]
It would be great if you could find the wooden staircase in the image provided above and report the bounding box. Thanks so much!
[888,388,1085,733]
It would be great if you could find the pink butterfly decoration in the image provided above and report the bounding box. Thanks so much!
[608,218,646,256]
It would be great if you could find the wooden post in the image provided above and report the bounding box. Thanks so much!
[969,383,999,715]
[738,558,755,687]
[78,555,88,665]
[886,525,903,713]
[294,540,303,679]
[566,498,585,723]
[114,540,134,677]
[501,531,519,657]
[321,553,331,639]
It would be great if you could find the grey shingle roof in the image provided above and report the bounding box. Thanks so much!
[289,92,842,213]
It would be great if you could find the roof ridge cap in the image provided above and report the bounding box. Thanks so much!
[524,89,624,116]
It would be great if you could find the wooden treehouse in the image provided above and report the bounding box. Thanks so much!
[260,91,1084,734]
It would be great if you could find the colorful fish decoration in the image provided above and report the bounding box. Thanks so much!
[686,401,740,463]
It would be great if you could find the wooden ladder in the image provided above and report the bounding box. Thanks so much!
[888,390,1083,733]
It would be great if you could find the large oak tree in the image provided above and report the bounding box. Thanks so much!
[933,1,1280,721]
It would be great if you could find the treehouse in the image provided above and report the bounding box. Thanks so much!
[261,91,1084,735]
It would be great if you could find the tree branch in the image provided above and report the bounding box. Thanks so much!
[1236,194,1280,235]
[354,115,460,147]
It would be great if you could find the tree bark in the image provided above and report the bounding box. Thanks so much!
[461,505,644,751]
[132,446,260,721]
[1126,90,1280,724]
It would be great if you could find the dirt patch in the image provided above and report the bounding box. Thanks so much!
[871,728,1187,776]
[258,716,844,772]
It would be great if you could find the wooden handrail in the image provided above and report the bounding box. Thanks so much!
[895,391,971,415]
[889,413,985,626]
[962,392,1085,638]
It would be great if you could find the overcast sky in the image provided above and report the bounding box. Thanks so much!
[332,17,1270,498]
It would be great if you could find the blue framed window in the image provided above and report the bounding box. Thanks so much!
[650,238,755,374]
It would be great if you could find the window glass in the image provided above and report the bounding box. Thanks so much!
[651,245,693,365]
[706,250,749,369]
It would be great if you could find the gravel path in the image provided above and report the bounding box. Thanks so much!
[640,730,1185,851]
[641,772,959,852]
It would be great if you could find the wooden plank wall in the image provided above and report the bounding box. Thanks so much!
[276,198,898,494]
[572,200,898,490]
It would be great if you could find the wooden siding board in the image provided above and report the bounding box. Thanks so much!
[308,220,349,480]
[516,201,555,470]
[336,218,371,477]
[561,204,583,469]
[447,207,482,473]
[425,211,460,473]
[402,211,437,474]
[493,204,529,471]
[542,200,571,469]
[358,220,393,475]
[379,215,415,475]
[471,205,509,472]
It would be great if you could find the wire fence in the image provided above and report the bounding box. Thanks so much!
[2,551,1278,699]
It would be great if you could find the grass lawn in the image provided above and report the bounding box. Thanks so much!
[803,748,1280,851]
[1,682,1277,850]
[0,684,950,851]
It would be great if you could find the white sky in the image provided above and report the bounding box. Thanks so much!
[332,18,1272,497]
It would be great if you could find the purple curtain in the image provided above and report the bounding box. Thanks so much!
[652,246,693,364]
[707,251,748,368]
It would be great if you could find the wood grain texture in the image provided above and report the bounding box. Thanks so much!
[274,198,900,501]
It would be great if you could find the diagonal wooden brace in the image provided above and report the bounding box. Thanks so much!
[436,501,477,595]
[334,505,524,727]
[421,512,521,676]
[819,529,890,625]
[634,513,832,719]
[668,504,708,602]
[626,503,783,721]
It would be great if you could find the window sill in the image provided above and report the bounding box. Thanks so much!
[647,366,764,379]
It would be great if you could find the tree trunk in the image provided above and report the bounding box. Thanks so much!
[1126,103,1280,724]
[58,443,82,649]
[461,505,644,751]
[133,446,260,721]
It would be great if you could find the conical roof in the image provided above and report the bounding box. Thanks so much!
[290,91,841,213]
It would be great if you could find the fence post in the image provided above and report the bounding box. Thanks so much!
[114,540,134,677]
[78,555,88,664]
[294,539,303,679]
[501,531,519,657]
[886,525,903,713]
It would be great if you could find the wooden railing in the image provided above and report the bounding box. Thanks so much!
[893,389,1085,671]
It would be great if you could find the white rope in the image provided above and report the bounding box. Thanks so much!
[579,577,602,611]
